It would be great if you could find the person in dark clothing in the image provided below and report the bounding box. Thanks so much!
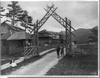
[56,46,60,58]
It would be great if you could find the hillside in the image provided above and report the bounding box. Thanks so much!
[71,28,92,43]
[59,26,98,43]
[72,26,98,43]
[72,28,91,37]
[39,26,98,43]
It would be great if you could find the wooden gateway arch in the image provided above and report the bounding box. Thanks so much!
[24,4,76,59]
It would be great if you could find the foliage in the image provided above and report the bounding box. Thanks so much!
[88,26,98,42]
[77,43,98,55]
[5,1,23,25]
[5,1,33,27]
[17,10,33,26]
[0,7,5,18]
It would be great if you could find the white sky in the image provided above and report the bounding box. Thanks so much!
[1,0,98,32]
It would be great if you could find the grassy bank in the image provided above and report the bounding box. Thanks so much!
[46,43,98,75]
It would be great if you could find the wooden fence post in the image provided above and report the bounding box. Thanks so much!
[65,17,68,54]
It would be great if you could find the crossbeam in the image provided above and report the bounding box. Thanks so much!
[45,6,76,37]
[46,5,76,31]
[30,4,57,36]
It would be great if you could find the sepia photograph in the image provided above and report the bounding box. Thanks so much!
[0,0,99,78]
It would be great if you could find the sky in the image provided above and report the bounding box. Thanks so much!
[1,0,98,32]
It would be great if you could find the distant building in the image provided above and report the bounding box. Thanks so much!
[38,30,52,45]
[38,30,62,45]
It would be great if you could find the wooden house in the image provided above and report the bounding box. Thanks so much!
[1,31,15,55]
[0,22,25,55]
[7,31,32,55]
[0,22,25,35]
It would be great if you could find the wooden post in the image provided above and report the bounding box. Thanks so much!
[34,22,37,46]
[65,17,68,54]
[69,20,72,53]
[35,20,39,46]
[25,18,27,47]
[35,20,39,54]
[34,23,36,46]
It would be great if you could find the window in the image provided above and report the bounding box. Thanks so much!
[18,41,23,47]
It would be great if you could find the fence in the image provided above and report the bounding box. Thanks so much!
[24,46,39,59]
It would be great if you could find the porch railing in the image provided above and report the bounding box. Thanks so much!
[24,46,39,59]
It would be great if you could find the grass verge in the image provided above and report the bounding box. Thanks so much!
[46,54,98,75]
[46,43,98,75]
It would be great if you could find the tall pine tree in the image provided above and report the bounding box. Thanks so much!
[5,1,33,32]
[17,10,33,27]
[6,1,23,25]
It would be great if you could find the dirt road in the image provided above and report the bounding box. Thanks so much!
[10,51,60,75]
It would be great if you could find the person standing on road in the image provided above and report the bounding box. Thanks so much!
[56,45,60,58]
[61,45,64,58]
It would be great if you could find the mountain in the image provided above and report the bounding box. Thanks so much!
[72,28,91,37]
[39,26,98,43]
[59,26,98,43]
[72,28,91,42]
[93,26,98,30]
[72,26,98,43]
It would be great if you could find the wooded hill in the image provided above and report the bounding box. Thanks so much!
[72,26,98,43]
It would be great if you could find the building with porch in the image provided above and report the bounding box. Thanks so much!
[0,22,25,55]
[7,31,32,56]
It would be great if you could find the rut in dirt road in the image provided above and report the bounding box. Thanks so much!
[10,51,60,75]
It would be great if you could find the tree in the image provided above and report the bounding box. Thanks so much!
[17,10,33,26]
[88,26,98,42]
[6,1,23,25]
[0,6,5,18]
[5,1,33,32]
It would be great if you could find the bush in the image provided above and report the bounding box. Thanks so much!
[77,43,98,55]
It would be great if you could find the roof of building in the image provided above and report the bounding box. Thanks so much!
[1,22,25,31]
[39,30,49,34]
[39,30,59,35]
[38,30,60,39]
[7,31,32,40]
[1,30,15,40]
[1,31,11,40]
